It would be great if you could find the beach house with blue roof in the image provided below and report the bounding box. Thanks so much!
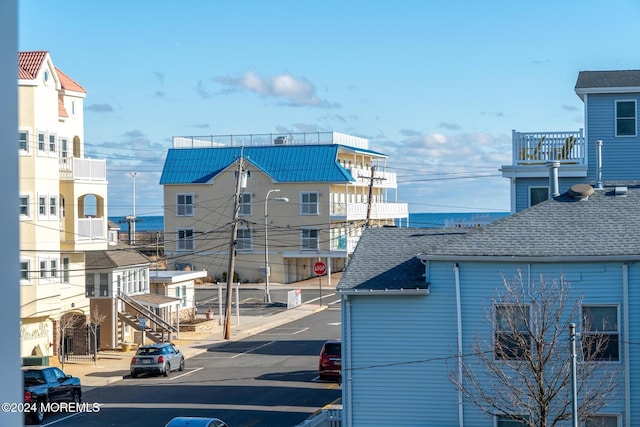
[501,69,640,212]
[160,132,408,284]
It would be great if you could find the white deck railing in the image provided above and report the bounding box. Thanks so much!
[77,217,105,240]
[172,131,369,150]
[296,408,342,427]
[59,157,107,181]
[330,202,408,220]
[512,129,584,165]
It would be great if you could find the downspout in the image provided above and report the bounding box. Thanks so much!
[344,295,353,427]
[454,262,464,427]
[623,263,630,427]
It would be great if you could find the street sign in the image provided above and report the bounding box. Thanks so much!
[139,317,146,329]
[313,261,326,275]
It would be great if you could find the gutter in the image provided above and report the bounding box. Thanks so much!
[337,287,429,296]
[623,264,630,427]
[418,255,640,263]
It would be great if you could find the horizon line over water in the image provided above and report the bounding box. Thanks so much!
[109,212,511,232]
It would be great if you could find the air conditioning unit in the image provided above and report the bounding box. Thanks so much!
[274,136,288,145]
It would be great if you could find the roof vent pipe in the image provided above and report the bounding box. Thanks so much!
[546,161,560,197]
[595,139,603,189]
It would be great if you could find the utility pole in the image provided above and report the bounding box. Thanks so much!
[223,153,245,339]
[569,323,579,427]
[360,165,386,228]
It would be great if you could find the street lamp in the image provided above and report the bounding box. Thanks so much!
[130,172,137,244]
[264,189,289,303]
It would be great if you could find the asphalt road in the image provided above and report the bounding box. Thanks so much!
[43,305,342,427]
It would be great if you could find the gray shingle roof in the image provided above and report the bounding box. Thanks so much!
[340,185,640,291]
[575,70,640,90]
[85,249,150,269]
[425,185,640,259]
[337,227,466,290]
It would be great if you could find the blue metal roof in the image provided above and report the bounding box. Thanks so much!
[159,145,359,184]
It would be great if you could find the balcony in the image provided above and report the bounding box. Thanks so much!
[77,217,105,240]
[59,157,107,181]
[347,167,397,188]
[330,201,408,220]
[511,129,585,165]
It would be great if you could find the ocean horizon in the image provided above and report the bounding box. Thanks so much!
[109,212,510,232]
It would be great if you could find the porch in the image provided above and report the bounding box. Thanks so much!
[511,129,585,165]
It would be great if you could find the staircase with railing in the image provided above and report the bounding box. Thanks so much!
[117,293,178,343]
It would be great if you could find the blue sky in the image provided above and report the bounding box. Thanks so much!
[18,1,640,216]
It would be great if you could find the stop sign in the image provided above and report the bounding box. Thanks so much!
[313,261,326,275]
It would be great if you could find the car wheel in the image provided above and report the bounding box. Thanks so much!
[71,390,81,405]
[130,371,138,379]
[178,357,185,371]
[163,363,169,377]
[30,400,45,424]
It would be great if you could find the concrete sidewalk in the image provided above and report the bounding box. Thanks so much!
[63,303,327,389]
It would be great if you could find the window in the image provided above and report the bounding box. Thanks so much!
[615,100,637,137]
[20,260,30,282]
[494,304,531,360]
[181,285,187,307]
[38,133,45,152]
[239,193,252,216]
[302,228,319,250]
[62,258,70,283]
[529,187,548,207]
[176,194,194,216]
[60,138,68,158]
[582,306,619,361]
[19,195,29,218]
[49,196,57,217]
[177,228,194,251]
[85,273,95,297]
[49,134,56,153]
[39,259,47,279]
[301,192,319,215]
[99,273,109,296]
[50,259,57,279]
[585,415,619,427]
[19,131,28,152]
[38,196,46,216]
[497,417,528,427]
[237,228,252,250]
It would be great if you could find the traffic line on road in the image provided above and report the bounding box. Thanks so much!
[292,327,309,335]
[168,367,203,380]
[231,340,275,358]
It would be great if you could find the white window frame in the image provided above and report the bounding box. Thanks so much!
[236,228,252,251]
[20,259,30,283]
[49,133,56,154]
[529,186,549,207]
[582,305,620,362]
[99,273,109,297]
[176,193,194,216]
[60,137,68,158]
[38,195,47,218]
[496,416,528,427]
[37,132,46,153]
[239,193,252,216]
[49,196,58,217]
[301,227,319,250]
[62,257,70,283]
[584,414,620,427]
[19,130,29,154]
[39,258,48,281]
[19,195,30,219]
[86,273,95,297]
[301,192,319,215]
[49,258,58,280]
[177,228,194,251]
[615,99,637,137]
[494,303,531,360]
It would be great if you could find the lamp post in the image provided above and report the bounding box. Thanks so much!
[264,189,289,303]
[130,172,137,244]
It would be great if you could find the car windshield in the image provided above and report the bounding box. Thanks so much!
[323,343,341,356]
[23,370,46,385]
[136,347,161,356]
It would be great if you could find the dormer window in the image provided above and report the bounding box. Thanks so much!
[615,100,637,137]
[43,69,50,85]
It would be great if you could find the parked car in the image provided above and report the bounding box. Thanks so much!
[165,416,229,427]
[318,339,341,381]
[22,366,82,424]
[130,342,185,378]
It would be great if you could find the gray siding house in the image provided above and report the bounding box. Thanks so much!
[338,184,640,426]
[501,70,640,213]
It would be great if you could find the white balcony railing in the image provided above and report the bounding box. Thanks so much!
[330,202,408,220]
[59,157,107,181]
[512,129,585,165]
[347,167,397,188]
[77,217,105,240]
[173,131,370,150]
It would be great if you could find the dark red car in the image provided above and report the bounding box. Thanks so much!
[318,339,341,381]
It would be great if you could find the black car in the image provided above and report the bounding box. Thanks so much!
[23,366,82,424]
[130,342,185,378]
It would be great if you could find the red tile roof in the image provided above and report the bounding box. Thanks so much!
[18,51,48,79]
[56,66,86,93]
